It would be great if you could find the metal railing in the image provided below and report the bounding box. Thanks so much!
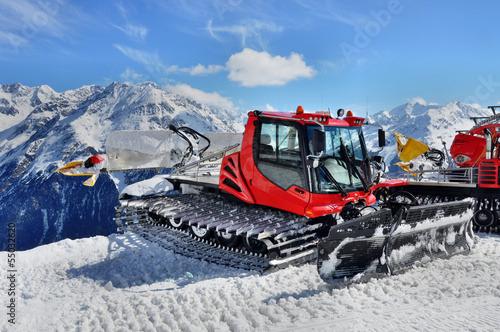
[388,167,478,184]
[171,144,240,182]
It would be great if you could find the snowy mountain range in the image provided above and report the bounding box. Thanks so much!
[0,81,492,250]
[0,82,244,251]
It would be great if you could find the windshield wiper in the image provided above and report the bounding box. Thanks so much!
[318,162,347,197]
[339,137,370,193]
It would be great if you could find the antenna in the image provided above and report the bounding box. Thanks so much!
[437,136,452,168]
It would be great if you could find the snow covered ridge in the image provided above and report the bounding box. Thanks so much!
[2,232,499,331]
[0,82,244,251]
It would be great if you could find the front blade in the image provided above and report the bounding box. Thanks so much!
[386,200,474,274]
[317,208,393,282]
[317,200,474,282]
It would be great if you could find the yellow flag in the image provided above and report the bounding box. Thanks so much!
[392,131,429,162]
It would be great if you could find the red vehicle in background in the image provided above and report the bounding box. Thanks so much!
[392,106,500,230]
[451,106,500,169]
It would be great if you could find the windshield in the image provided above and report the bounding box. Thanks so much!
[307,125,371,193]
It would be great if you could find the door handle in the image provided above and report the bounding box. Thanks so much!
[294,188,305,194]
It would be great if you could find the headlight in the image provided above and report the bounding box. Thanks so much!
[454,154,471,164]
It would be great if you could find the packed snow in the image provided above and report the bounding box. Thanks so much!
[120,176,174,197]
[2,231,499,331]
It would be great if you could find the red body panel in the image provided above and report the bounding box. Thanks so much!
[250,168,311,216]
[450,133,486,167]
[219,152,255,204]
[371,179,409,191]
[303,191,376,217]
[478,159,500,188]
[450,122,500,167]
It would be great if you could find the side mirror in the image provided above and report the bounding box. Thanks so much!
[313,129,325,154]
[378,129,386,147]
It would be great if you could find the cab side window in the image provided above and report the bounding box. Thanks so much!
[256,122,306,190]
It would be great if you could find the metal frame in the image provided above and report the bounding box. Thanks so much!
[391,167,478,185]
[170,143,240,182]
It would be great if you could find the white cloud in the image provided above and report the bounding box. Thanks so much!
[207,19,283,49]
[166,83,235,110]
[296,0,370,29]
[265,104,279,112]
[115,1,128,19]
[120,68,145,84]
[113,23,148,41]
[189,64,224,75]
[408,97,427,106]
[319,59,346,72]
[114,44,157,66]
[0,0,76,50]
[0,31,28,50]
[114,44,180,74]
[115,45,226,78]
[226,48,316,87]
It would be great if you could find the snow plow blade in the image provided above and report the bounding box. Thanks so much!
[317,200,474,281]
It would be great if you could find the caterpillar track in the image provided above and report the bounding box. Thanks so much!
[413,195,499,234]
[384,187,499,234]
[114,193,328,271]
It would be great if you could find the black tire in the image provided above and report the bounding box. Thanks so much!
[389,191,419,205]
[148,212,167,225]
[214,231,240,248]
[384,191,419,214]
[359,206,377,216]
[473,209,497,227]
[243,237,268,254]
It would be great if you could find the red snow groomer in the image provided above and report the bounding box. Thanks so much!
[59,107,475,281]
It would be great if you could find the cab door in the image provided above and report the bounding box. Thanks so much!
[250,120,310,216]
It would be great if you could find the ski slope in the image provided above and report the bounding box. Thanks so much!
[2,231,499,331]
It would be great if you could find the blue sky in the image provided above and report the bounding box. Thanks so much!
[1,0,499,115]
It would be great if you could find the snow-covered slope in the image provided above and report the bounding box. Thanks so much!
[2,232,499,331]
[0,83,60,131]
[0,82,244,251]
[364,101,492,172]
